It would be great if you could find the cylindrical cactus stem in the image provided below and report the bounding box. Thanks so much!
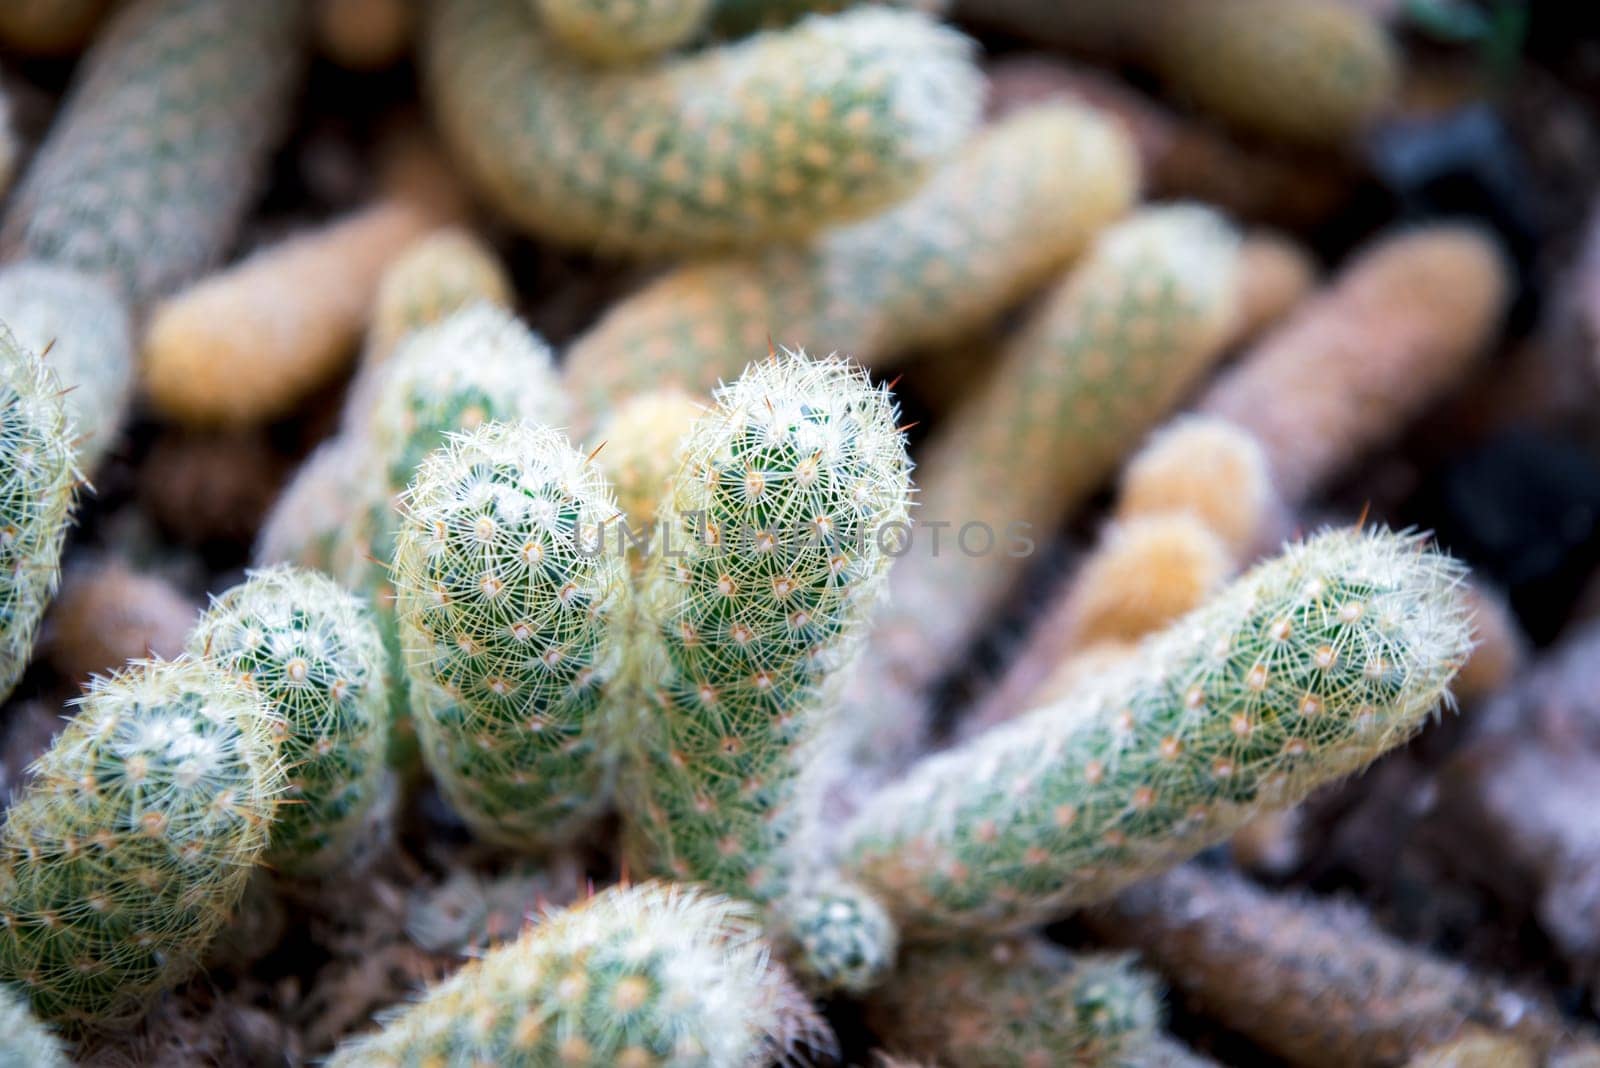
[313,0,415,70]
[1083,864,1591,1068]
[0,658,285,1030]
[41,557,199,685]
[189,566,391,878]
[590,388,703,550]
[1227,231,1319,348]
[0,0,113,54]
[390,421,627,850]
[866,936,1162,1068]
[619,353,912,905]
[0,326,79,705]
[964,0,1397,149]
[326,881,806,1067]
[565,104,1139,427]
[254,437,365,574]
[365,227,513,367]
[1199,225,1510,505]
[0,263,134,473]
[966,416,1281,737]
[0,0,303,308]
[841,527,1472,937]
[424,0,980,256]
[0,984,65,1067]
[535,0,713,64]
[843,205,1240,771]
[141,186,453,428]
[1144,0,1399,148]
[776,879,898,996]
[338,304,567,771]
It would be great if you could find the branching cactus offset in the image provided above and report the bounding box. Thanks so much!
[842,527,1471,936]
[0,264,134,473]
[0,327,79,704]
[189,567,390,878]
[0,658,285,1029]
[867,936,1162,1068]
[425,0,980,256]
[0,0,302,307]
[778,879,898,995]
[338,304,567,770]
[620,353,912,905]
[0,983,65,1068]
[535,0,713,63]
[327,881,806,1067]
[390,421,627,850]
[843,205,1240,771]
[565,104,1139,427]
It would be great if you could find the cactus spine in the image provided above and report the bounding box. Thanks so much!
[327,881,796,1067]
[566,104,1138,425]
[867,937,1162,1068]
[779,879,898,995]
[535,0,713,64]
[620,353,911,905]
[842,527,1471,936]
[0,264,134,474]
[425,0,980,255]
[844,205,1241,771]
[0,658,285,1028]
[391,421,627,850]
[0,327,78,705]
[0,0,302,307]
[189,567,391,877]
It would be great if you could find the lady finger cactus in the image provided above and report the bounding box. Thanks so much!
[365,228,513,366]
[189,567,390,878]
[565,104,1138,426]
[425,0,980,256]
[0,984,65,1067]
[0,264,134,472]
[327,882,808,1067]
[866,937,1162,1068]
[844,205,1240,771]
[141,189,449,427]
[535,0,713,64]
[841,527,1471,936]
[391,421,627,850]
[621,353,912,905]
[339,304,566,770]
[1200,226,1510,505]
[0,658,285,1028]
[0,0,302,307]
[0,327,78,704]
[592,389,703,546]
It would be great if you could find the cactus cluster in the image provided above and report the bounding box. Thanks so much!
[425,0,981,255]
[0,658,285,1028]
